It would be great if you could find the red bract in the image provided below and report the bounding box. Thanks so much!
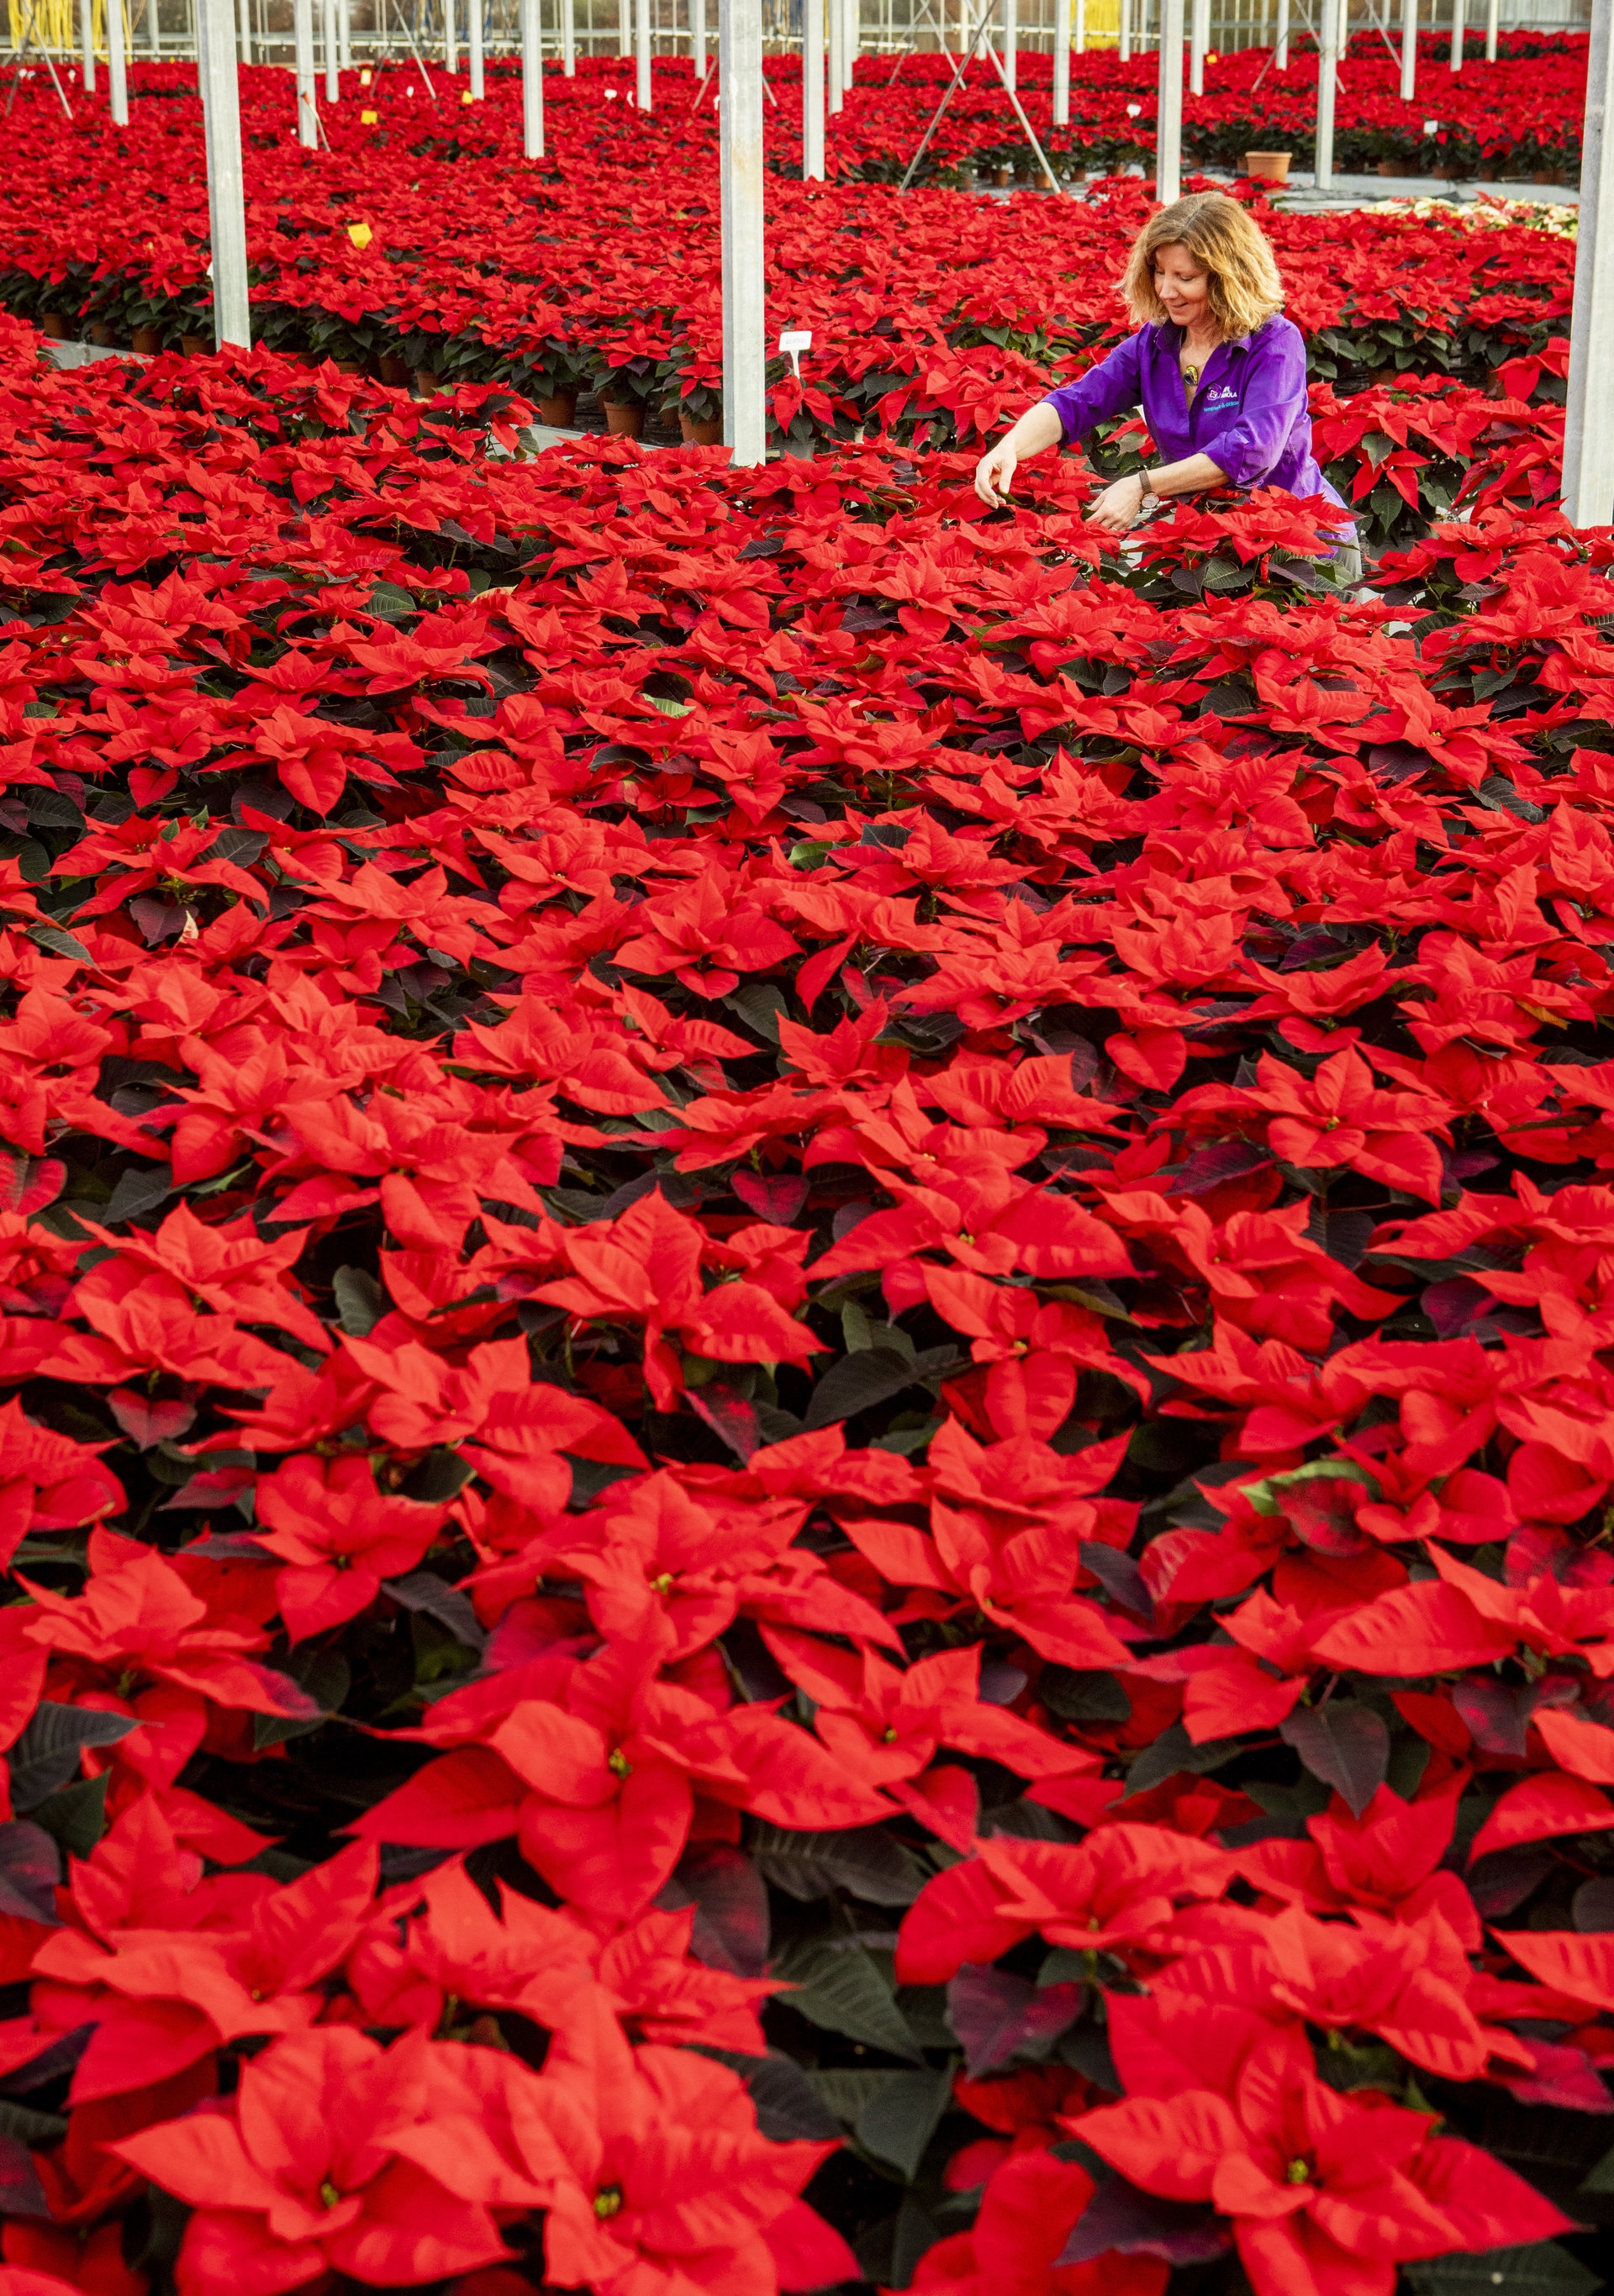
[0,66,1605,2293]
[110,2027,520,2292]
[1066,2000,1571,2296]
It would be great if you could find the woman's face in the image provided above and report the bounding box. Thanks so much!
[1152,243,1213,332]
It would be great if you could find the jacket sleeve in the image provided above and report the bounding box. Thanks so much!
[1205,323,1309,487]
[1038,331,1147,444]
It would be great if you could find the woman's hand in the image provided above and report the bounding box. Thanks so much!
[1087,471,1148,534]
[974,438,1020,509]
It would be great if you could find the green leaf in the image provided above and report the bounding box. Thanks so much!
[645,692,694,717]
[333,1266,386,1338]
[1280,1701,1390,1819]
[752,1824,931,1906]
[1404,2246,1601,2295]
[772,1940,923,2063]
[27,924,92,965]
[810,2067,953,2181]
[1123,1722,1244,1798]
[29,1773,109,1858]
[0,2100,66,2146]
[802,1345,958,1431]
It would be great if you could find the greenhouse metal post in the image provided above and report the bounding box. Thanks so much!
[1004,0,1014,90]
[828,0,842,113]
[1315,0,1337,188]
[636,0,650,108]
[294,0,317,144]
[1074,0,1084,50]
[1156,0,1182,203]
[108,0,128,124]
[238,0,251,61]
[340,0,351,68]
[1449,0,1464,70]
[690,0,704,76]
[149,0,159,56]
[720,0,765,466]
[522,0,543,152]
[1275,0,1286,68]
[562,0,575,73]
[1119,0,1129,63]
[324,0,337,98]
[469,0,483,94]
[197,0,251,346]
[1400,0,1415,100]
[1485,0,1496,61]
[1565,0,1614,524]
[803,0,824,176]
[1052,0,1068,122]
[1190,0,1206,95]
[82,0,94,94]
[445,0,456,72]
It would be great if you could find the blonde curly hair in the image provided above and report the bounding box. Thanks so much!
[1121,192,1285,340]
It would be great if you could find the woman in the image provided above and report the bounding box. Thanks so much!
[974,191,1357,574]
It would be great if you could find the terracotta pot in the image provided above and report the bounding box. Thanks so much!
[335,360,364,374]
[378,355,411,386]
[679,411,724,445]
[132,328,161,355]
[37,312,67,340]
[537,392,578,427]
[180,333,208,355]
[604,398,645,439]
[412,368,440,396]
[1431,165,1459,181]
[1533,167,1564,184]
[995,164,1014,186]
[1376,159,1400,176]
[87,322,113,345]
[1243,150,1292,182]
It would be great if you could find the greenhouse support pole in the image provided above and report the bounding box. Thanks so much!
[1484,0,1496,62]
[238,0,251,61]
[720,0,764,466]
[1118,0,1129,64]
[1315,0,1337,189]
[688,0,703,75]
[620,0,630,56]
[108,0,128,122]
[1052,0,1067,118]
[1189,0,1205,94]
[844,0,857,76]
[149,0,160,57]
[636,0,650,105]
[1449,0,1464,71]
[468,0,482,92]
[294,0,316,143]
[197,0,250,345]
[340,0,351,66]
[1003,0,1014,88]
[445,0,456,71]
[1564,0,1614,526]
[803,0,823,174]
[1275,0,1286,68]
[1400,0,1414,99]
[520,0,542,150]
[1155,0,1182,203]
[828,0,842,112]
[82,0,95,92]
[562,0,575,72]
[324,0,336,96]
[1073,0,1084,57]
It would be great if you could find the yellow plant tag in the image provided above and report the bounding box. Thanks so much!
[360,108,378,124]
[348,222,373,248]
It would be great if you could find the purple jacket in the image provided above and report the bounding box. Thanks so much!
[1040,313,1350,520]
